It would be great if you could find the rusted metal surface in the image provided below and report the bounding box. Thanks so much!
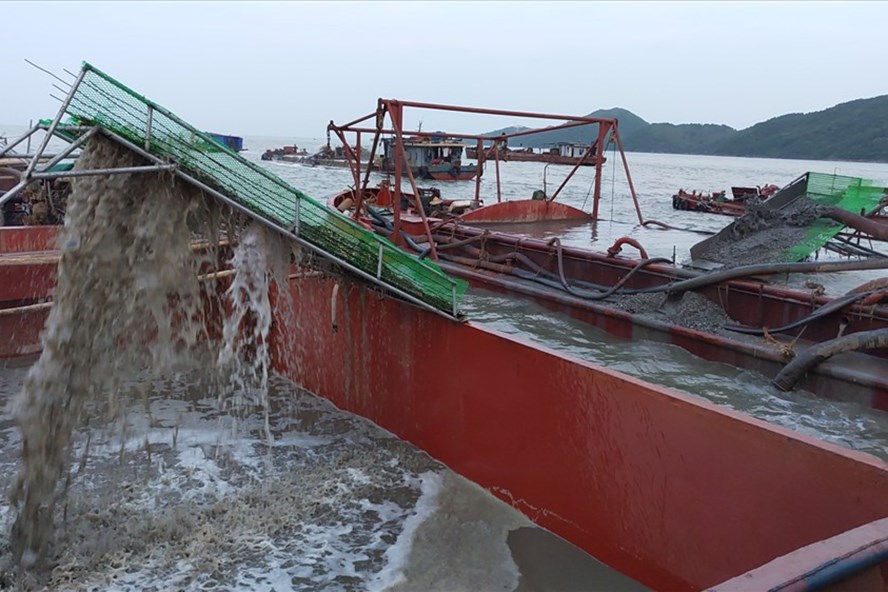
[0,254,57,303]
[0,226,60,253]
[459,200,591,223]
[270,274,888,591]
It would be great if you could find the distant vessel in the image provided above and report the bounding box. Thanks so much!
[466,141,603,166]
[380,136,479,181]
[207,132,245,152]
[672,184,780,216]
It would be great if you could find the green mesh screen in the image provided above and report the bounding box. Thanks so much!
[785,172,887,261]
[53,62,465,314]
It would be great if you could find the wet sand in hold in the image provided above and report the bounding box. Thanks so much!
[0,359,647,591]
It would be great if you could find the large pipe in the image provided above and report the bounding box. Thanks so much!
[772,327,888,391]
[821,207,888,241]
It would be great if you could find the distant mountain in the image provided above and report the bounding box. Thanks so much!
[478,96,888,162]
[708,96,888,161]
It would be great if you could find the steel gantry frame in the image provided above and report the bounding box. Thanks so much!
[327,99,646,258]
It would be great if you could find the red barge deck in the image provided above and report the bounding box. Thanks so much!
[4,219,888,591]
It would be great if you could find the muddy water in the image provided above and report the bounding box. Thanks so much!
[0,359,647,591]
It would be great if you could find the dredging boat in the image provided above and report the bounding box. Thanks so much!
[379,136,478,181]
[2,63,888,590]
[672,183,780,216]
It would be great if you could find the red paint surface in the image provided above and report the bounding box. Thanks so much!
[270,276,888,591]
[709,517,888,591]
[0,257,58,303]
[0,226,60,253]
[0,307,48,357]
[459,199,591,223]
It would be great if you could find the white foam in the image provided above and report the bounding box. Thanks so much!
[367,471,443,591]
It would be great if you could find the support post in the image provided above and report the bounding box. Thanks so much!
[494,141,502,203]
[611,125,644,225]
[590,122,608,220]
[23,68,87,180]
[0,125,41,159]
[548,136,599,205]
[37,127,98,173]
[145,107,154,151]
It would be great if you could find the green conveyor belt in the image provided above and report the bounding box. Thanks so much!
[50,62,465,315]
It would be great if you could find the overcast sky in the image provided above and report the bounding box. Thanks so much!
[4,1,888,138]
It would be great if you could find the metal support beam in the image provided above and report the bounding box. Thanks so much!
[31,164,177,180]
[23,68,86,179]
[0,180,29,209]
[0,124,41,159]
[37,127,98,173]
[145,107,154,151]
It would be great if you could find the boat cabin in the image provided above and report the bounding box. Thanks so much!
[548,142,588,158]
[382,137,468,169]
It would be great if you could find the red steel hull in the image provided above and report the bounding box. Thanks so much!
[458,199,591,223]
[427,170,478,181]
[270,275,888,591]
[2,229,888,589]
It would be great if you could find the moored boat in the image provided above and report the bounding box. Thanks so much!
[467,141,605,166]
[672,184,780,216]
[380,136,479,181]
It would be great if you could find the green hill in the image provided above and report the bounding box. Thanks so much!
[709,96,888,161]
[478,96,888,162]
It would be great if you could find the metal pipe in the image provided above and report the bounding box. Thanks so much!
[0,180,30,209]
[494,142,502,203]
[0,124,41,159]
[37,127,97,172]
[612,125,644,225]
[3,152,82,160]
[474,138,485,207]
[145,106,154,151]
[384,100,438,260]
[0,301,53,317]
[548,140,598,204]
[590,122,608,219]
[23,68,87,179]
[392,99,629,124]
[499,119,600,142]
[820,207,888,241]
[359,124,382,198]
[331,121,611,144]
[397,131,438,259]
[31,164,177,180]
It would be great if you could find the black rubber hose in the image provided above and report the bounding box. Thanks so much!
[511,257,673,301]
[772,327,888,391]
[724,292,870,336]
